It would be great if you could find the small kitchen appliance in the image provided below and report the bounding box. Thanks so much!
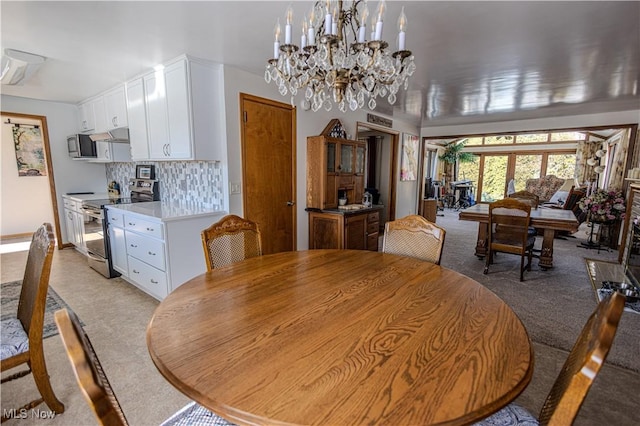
[81,178,160,278]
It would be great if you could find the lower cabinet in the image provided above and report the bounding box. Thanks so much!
[63,196,86,253]
[106,206,225,300]
[308,208,381,251]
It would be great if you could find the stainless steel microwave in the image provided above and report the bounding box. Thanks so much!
[67,134,97,158]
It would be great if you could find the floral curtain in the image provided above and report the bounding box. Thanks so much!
[605,128,630,191]
[575,140,600,185]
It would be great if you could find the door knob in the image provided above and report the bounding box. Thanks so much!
[286,201,295,206]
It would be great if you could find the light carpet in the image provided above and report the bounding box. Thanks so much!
[436,209,640,373]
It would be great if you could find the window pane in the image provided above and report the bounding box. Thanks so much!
[547,153,576,179]
[481,156,508,202]
[513,155,542,191]
[516,133,548,143]
[484,135,514,145]
[458,160,479,202]
[464,137,483,146]
[550,132,585,141]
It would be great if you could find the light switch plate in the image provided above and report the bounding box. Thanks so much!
[230,182,241,194]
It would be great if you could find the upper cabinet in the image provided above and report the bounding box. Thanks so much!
[104,86,128,129]
[78,98,99,132]
[126,55,226,161]
[125,77,149,160]
[307,119,367,209]
[77,84,128,134]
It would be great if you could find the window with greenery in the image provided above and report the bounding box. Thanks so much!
[513,155,542,191]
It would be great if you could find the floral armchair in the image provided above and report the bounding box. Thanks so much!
[524,175,566,203]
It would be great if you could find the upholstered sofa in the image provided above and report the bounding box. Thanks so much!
[524,175,566,203]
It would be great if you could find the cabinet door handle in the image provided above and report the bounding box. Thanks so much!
[112,117,117,127]
[146,227,154,231]
[286,201,295,206]
[132,269,140,274]
[150,279,158,284]
[128,222,135,226]
[130,244,138,248]
[148,251,156,256]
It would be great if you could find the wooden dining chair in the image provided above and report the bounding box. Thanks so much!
[201,215,262,271]
[382,215,446,264]
[54,308,235,426]
[484,199,536,281]
[0,223,65,421]
[509,190,540,209]
[476,291,626,426]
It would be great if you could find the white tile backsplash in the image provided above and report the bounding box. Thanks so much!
[106,161,223,207]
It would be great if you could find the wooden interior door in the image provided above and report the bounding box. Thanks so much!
[240,94,296,254]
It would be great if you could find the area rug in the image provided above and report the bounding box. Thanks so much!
[1,280,81,339]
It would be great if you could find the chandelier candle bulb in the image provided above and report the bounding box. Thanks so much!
[324,1,332,35]
[273,19,281,59]
[398,7,407,50]
[375,0,386,40]
[359,2,369,43]
[285,5,293,45]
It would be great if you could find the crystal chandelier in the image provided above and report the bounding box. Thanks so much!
[265,0,415,112]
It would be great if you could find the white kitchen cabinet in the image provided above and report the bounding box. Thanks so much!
[89,140,131,163]
[62,196,85,252]
[108,214,128,275]
[105,203,225,300]
[104,85,128,129]
[125,77,149,160]
[78,99,98,132]
[126,55,226,161]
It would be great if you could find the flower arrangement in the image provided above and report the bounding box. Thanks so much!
[578,189,626,222]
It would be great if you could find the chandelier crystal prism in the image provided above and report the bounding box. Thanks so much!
[265,0,415,112]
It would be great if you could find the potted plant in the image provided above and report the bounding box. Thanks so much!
[438,141,476,164]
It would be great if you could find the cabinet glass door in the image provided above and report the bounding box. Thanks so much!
[355,145,366,175]
[326,142,336,173]
[340,144,354,173]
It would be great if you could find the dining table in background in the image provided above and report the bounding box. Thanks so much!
[147,249,533,426]
[459,203,580,269]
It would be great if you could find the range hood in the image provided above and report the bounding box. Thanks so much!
[89,127,129,143]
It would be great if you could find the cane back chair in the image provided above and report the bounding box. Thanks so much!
[54,308,235,426]
[475,291,625,425]
[201,215,262,271]
[484,199,536,281]
[382,215,447,265]
[0,223,65,421]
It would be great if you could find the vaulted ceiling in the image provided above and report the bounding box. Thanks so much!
[1,1,638,128]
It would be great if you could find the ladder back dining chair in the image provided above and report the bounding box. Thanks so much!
[475,291,626,425]
[201,215,262,271]
[382,215,447,265]
[0,223,65,421]
[54,308,235,426]
[484,198,536,281]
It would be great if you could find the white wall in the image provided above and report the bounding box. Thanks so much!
[222,66,420,250]
[1,95,109,240]
[1,114,54,236]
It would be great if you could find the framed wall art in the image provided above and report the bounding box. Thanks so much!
[400,133,419,181]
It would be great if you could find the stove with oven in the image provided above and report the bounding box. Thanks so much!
[82,178,159,278]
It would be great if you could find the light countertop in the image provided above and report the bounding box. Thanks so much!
[63,192,110,202]
[106,201,226,222]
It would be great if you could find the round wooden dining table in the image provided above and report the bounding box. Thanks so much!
[147,250,533,426]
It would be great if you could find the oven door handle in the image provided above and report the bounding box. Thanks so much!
[86,252,106,262]
[81,207,103,220]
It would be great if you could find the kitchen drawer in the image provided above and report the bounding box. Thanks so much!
[107,210,124,227]
[367,211,379,223]
[127,256,168,300]
[367,221,379,234]
[125,231,166,271]
[63,198,75,210]
[367,233,379,251]
[338,176,355,189]
[124,214,163,239]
